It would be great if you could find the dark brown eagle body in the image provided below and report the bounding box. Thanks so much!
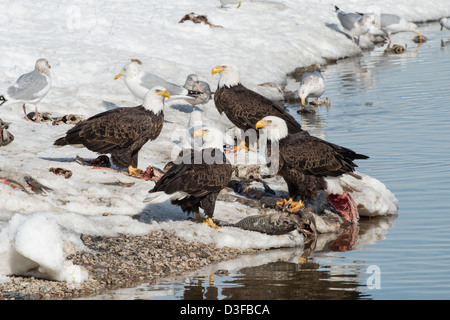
[214,83,303,134]
[54,106,164,169]
[273,131,369,201]
[149,148,232,218]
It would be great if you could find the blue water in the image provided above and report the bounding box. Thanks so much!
[95,23,450,300]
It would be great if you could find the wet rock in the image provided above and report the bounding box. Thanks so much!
[384,44,406,54]
[413,35,427,43]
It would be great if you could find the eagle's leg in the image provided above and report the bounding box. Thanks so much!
[276,197,293,206]
[202,217,221,229]
[191,212,221,229]
[191,211,204,222]
[127,165,142,176]
[276,198,305,212]
[289,200,305,212]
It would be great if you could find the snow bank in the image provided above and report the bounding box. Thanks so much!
[0,0,447,282]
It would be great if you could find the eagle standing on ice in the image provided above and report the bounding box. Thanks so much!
[144,126,232,229]
[54,86,170,175]
[256,116,369,223]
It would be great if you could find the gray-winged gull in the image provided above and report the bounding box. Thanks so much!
[440,17,450,31]
[298,71,326,106]
[335,6,375,44]
[379,13,421,46]
[0,58,51,123]
[183,74,212,110]
[115,59,200,102]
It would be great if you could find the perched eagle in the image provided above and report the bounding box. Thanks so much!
[211,64,303,135]
[144,126,232,228]
[256,116,369,223]
[54,86,170,175]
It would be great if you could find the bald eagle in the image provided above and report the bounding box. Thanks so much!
[144,127,232,228]
[256,116,369,223]
[54,87,170,175]
[211,64,303,134]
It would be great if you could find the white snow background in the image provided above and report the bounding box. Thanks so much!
[0,0,448,283]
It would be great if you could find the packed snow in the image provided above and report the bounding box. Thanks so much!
[0,0,447,283]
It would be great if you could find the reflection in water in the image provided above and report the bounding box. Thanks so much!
[90,215,396,300]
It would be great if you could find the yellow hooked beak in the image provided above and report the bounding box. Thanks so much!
[192,128,207,138]
[211,65,225,75]
[114,73,123,80]
[255,119,271,129]
[158,90,170,99]
[48,64,51,69]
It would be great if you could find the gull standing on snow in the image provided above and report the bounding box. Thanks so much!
[440,17,450,31]
[0,58,51,123]
[115,59,201,102]
[335,6,375,44]
[379,13,421,46]
[183,74,212,110]
[298,71,326,106]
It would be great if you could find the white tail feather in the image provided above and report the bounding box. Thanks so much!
[143,191,190,203]
[324,176,344,194]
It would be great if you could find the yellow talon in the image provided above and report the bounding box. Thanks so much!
[289,200,305,212]
[202,217,221,229]
[128,165,142,176]
[277,198,293,206]
[190,213,221,229]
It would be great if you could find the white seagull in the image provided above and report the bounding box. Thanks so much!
[379,13,421,46]
[335,6,375,44]
[298,71,326,106]
[440,17,450,31]
[0,58,52,123]
[115,59,201,102]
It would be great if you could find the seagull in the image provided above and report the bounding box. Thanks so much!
[379,13,421,46]
[440,17,450,31]
[114,59,201,102]
[298,71,326,106]
[335,6,375,44]
[183,74,212,110]
[0,58,52,123]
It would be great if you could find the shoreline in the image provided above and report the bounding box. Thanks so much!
[0,231,256,300]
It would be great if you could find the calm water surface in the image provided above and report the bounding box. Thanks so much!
[96,23,450,300]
